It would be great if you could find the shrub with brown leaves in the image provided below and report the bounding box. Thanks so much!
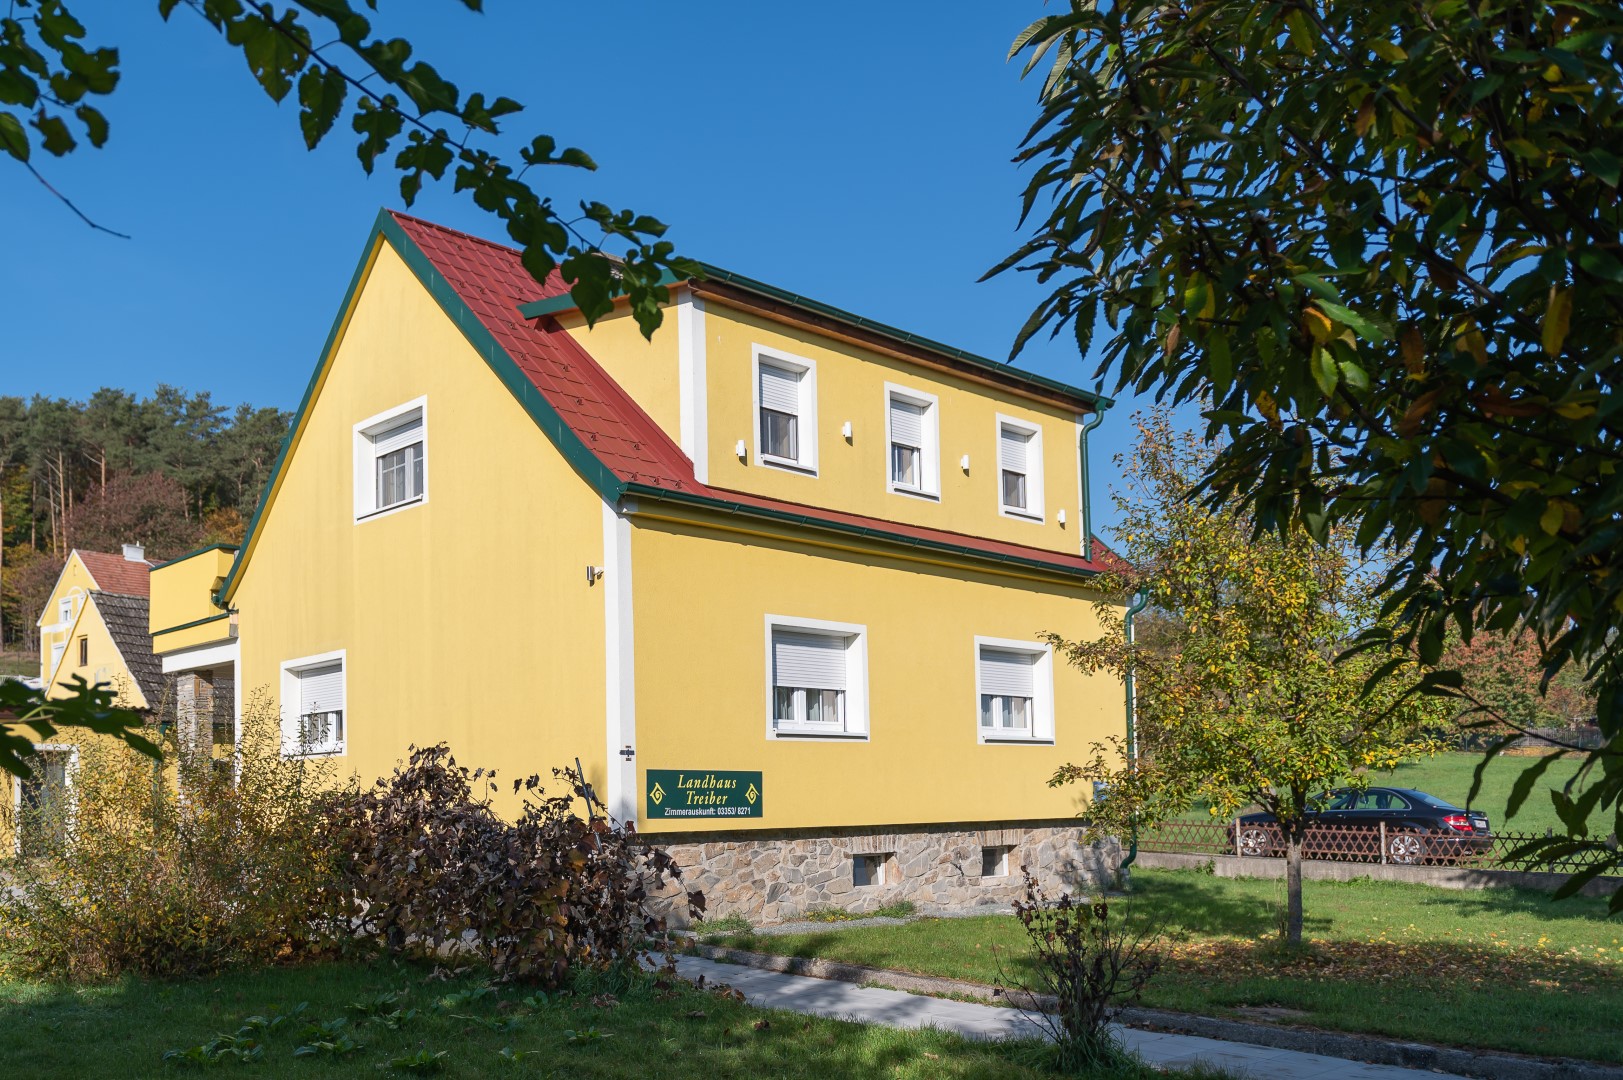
[329,744,703,986]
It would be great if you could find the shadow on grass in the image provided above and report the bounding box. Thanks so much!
[0,957,1083,1080]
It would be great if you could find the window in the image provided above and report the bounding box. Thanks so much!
[853,852,892,887]
[280,651,346,756]
[57,596,73,624]
[981,845,1012,878]
[49,640,65,677]
[885,385,939,497]
[354,398,428,520]
[975,637,1055,743]
[77,636,88,667]
[14,746,76,857]
[753,348,817,473]
[765,616,868,738]
[996,417,1044,520]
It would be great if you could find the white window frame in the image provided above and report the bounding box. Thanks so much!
[973,636,1055,744]
[763,614,868,740]
[57,596,73,623]
[980,844,1012,878]
[279,648,347,757]
[12,743,79,855]
[353,396,429,523]
[884,382,940,500]
[751,346,818,475]
[995,414,1045,522]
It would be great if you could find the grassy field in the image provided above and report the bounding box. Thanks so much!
[704,868,1623,1063]
[0,958,1086,1079]
[0,653,35,678]
[1171,751,1610,837]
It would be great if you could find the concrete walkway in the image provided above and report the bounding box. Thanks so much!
[673,955,1450,1079]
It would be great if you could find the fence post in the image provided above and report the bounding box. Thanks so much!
[1233,816,1241,857]
[1379,821,1387,864]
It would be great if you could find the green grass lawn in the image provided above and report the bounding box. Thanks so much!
[1170,751,1610,837]
[0,957,1095,1079]
[704,868,1623,1063]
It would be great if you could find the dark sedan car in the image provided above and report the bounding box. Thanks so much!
[1232,787,1492,865]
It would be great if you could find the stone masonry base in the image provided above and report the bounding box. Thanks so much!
[654,821,1120,926]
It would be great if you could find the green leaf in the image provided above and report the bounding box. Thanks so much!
[1315,301,1389,343]
[297,66,346,150]
[0,110,30,161]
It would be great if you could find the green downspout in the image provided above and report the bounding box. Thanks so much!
[1079,405,1110,563]
[1118,589,1150,878]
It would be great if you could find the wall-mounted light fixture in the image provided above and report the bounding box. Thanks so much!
[586,565,604,586]
[841,421,853,440]
[1057,509,1067,526]
[736,439,747,460]
[960,454,971,472]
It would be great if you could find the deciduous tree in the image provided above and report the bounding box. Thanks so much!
[998,1,1623,895]
[1051,412,1445,944]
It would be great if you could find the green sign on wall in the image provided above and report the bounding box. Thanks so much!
[645,770,762,820]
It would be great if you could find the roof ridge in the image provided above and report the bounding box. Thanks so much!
[386,210,526,258]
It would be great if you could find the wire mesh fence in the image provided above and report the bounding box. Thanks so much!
[1138,819,1618,874]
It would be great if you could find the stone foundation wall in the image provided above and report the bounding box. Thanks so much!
[655,821,1120,926]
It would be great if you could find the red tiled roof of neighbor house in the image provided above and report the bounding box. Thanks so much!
[389,212,1123,579]
[75,549,153,597]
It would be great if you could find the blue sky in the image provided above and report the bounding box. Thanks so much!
[3,2,1166,535]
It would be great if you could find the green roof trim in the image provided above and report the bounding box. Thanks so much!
[622,482,1101,582]
[153,610,232,637]
[152,542,240,571]
[216,210,633,606]
[216,208,1106,607]
[518,262,1113,410]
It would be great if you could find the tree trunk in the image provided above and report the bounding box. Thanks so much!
[1284,826,1305,946]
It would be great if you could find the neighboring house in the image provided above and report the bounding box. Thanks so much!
[151,210,1130,919]
[11,545,161,854]
[36,545,162,709]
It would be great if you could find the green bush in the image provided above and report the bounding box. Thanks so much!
[0,694,346,980]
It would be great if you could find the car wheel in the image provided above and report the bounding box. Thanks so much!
[1387,832,1425,865]
[1238,826,1272,857]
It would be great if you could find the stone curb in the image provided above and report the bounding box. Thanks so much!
[688,943,1623,1080]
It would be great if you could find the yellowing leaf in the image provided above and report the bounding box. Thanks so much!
[1543,287,1572,357]
[1540,501,1565,536]
[1370,39,1407,62]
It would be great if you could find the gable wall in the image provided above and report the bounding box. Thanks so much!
[231,239,611,811]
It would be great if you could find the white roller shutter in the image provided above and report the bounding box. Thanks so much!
[1000,425,1029,473]
[890,398,925,448]
[298,661,345,715]
[372,412,423,455]
[758,362,801,415]
[979,647,1035,698]
[773,630,847,690]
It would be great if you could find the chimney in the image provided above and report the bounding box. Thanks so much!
[123,542,145,563]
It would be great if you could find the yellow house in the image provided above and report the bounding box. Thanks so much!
[155,210,1129,919]
[11,546,164,853]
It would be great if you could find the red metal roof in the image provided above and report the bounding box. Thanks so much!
[75,549,153,597]
[389,212,1118,578]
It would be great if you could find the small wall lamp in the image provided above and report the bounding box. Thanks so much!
[586,565,604,586]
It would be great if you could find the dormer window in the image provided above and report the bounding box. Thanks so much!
[354,398,428,521]
[753,348,817,474]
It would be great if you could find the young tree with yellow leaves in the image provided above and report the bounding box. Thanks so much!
[1052,412,1446,945]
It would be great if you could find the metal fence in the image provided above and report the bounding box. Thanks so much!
[1137,820,1618,874]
